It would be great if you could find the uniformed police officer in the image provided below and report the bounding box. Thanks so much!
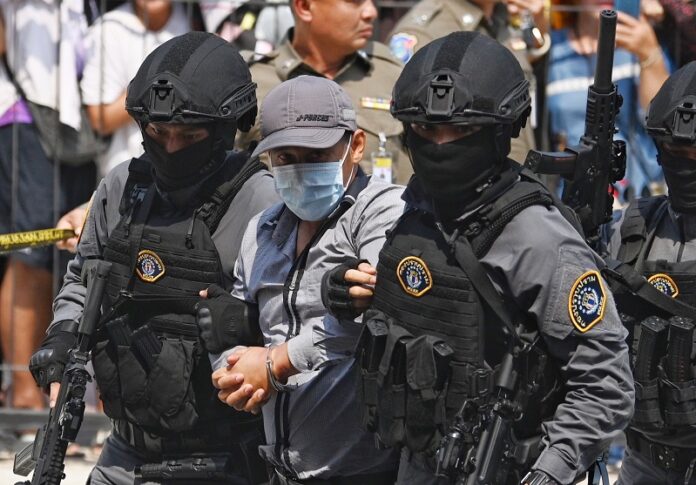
[235,0,410,184]
[323,32,634,485]
[387,0,547,164]
[27,32,278,484]
[606,61,696,485]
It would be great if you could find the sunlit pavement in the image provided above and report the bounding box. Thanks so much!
[1,456,620,485]
[3,455,94,485]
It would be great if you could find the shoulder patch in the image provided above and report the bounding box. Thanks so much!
[389,33,419,63]
[136,249,165,283]
[568,270,606,333]
[648,273,679,298]
[397,256,432,297]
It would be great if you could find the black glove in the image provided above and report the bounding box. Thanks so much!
[196,284,253,353]
[520,471,560,485]
[321,257,368,320]
[29,324,77,392]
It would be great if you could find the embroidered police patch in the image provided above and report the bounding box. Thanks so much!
[136,250,165,283]
[389,33,418,63]
[397,256,432,297]
[648,273,679,298]
[568,270,606,333]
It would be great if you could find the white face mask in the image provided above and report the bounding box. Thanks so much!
[271,138,353,221]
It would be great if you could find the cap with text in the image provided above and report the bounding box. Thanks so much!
[251,75,357,159]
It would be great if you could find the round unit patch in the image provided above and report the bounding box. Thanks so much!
[389,33,418,64]
[397,256,433,297]
[568,270,606,333]
[647,273,679,299]
[136,250,165,283]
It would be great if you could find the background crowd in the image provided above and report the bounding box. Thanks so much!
[0,0,694,460]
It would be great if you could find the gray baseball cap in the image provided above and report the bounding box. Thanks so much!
[250,75,358,159]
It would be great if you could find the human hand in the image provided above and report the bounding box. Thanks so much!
[196,284,243,354]
[615,12,662,64]
[641,0,664,23]
[55,205,87,252]
[29,329,76,405]
[49,382,60,408]
[520,470,559,485]
[212,346,270,413]
[321,258,377,320]
[344,262,378,314]
[505,0,548,36]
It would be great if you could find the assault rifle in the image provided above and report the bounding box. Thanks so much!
[524,10,626,249]
[14,260,112,485]
[136,455,247,484]
[435,349,611,485]
[435,352,524,485]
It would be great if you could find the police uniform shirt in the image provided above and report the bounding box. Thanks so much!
[236,30,411,184]
[387,0,537,164]
[226,177,405,479]
[50,156,279,326]
[401,181,634,484]
[607,203,696,449]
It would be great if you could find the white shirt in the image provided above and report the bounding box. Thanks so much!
[80,2,189,176]
[0,0,87,129]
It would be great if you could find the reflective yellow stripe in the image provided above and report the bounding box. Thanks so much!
[0,228,76,253]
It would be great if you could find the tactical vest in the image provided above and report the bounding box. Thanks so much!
[359,170,565,466]
[92,155,264,438]
[614,197,696,433]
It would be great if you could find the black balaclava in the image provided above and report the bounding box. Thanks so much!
[659,150,696,214]
[141,123,235,193]
[405,125,508,204]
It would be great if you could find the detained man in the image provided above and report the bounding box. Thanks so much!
[197,75,403,484]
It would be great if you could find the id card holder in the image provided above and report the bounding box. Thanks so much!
[371,133,393,183]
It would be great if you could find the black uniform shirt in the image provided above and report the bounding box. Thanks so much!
[404,179,634,484]
[608,202,696,449]
[50,154,279,327]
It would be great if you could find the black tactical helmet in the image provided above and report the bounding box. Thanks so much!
[391,31,531,133]
[126,31,257,132]
[647,61,696,147]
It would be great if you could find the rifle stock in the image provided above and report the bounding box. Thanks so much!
[464,353,518,485]
[14,261,111,485]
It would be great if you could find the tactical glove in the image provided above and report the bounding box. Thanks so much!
[196,284,259,353]
[29,323,77,392]
[321,257,368,320]
[520,470,560,485]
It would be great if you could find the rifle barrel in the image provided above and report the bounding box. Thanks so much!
[594,10,617,94]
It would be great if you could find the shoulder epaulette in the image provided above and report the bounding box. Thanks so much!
[398,0,443,29]
[244,50,279,67]
[362,41,403,67]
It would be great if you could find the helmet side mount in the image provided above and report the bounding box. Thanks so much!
[671,96,696,144]
[149,80,176,122]
[426,74,455,120]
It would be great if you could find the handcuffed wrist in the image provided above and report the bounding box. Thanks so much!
[266,345,285,393]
